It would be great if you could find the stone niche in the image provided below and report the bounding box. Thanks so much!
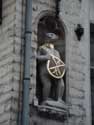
[30,15,69,124]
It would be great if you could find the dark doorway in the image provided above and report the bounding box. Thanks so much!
[90,23,94,125]
[0,0,2,24]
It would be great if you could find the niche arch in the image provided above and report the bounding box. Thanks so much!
[36,14,66,104]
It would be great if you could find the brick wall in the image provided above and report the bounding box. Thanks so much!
[0,0,23,124]
[60,0,91,125]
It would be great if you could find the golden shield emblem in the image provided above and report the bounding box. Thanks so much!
[47,54,65,79]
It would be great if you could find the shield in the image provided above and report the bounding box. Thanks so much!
[47,54,65,79]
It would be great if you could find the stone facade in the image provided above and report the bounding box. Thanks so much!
[0,0,91,125]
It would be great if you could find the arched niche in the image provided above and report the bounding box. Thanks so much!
[36,15,66,104]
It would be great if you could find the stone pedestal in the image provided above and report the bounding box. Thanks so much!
[30,100,69,125]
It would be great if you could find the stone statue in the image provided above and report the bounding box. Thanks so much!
[37,40,65,104]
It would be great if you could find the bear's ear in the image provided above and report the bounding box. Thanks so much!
[0,0,2,25]
[75,24,84,41]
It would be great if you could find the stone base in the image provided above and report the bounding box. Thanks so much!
[30,115,68,125]
[30,100,69,124]
[37,100,68,122]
